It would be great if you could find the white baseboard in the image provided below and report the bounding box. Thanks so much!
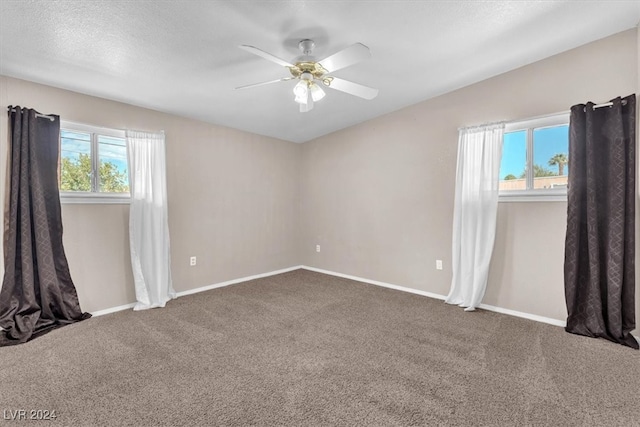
[478,302,566,327]
[301,265,567,329]
[301,265,448,301]
[90,266,303,317]
[91,302,136,317]
[175,265,303,298]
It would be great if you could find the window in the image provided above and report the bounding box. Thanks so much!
[60,122,129,203]
[499,113,569,201]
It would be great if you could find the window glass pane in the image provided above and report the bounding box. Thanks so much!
[98,135,129,193]
[60,130,91,191]
[499,130,526,191]
[532,125,569,190]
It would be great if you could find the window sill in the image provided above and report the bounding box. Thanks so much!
[499,190,567,203]
[60,192,130,205]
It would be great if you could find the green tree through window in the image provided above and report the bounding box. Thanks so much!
[99,161,129,192]
[61,154,91,191]
[60,153,129,193]
[519,164,557,179]
[548,153,568,176]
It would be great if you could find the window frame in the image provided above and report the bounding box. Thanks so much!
[499,112,570,203]
[59,121,130,204]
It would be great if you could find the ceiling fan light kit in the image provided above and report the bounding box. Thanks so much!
[237,39,378,113]
[310,83,325,102]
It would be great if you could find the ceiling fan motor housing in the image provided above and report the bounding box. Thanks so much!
[298,39,315,55]
[289,39,327,80]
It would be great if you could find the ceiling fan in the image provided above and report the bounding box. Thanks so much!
[236,39,378,112]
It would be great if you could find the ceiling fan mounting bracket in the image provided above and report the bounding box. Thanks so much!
[298,39,315,55]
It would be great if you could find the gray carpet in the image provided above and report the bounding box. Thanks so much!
[1,269,638,426]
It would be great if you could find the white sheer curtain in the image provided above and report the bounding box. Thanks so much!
[446,123,504,311]
[126,130,175,311]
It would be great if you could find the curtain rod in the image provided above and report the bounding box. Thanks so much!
[8,107,55,122]
[509,98,630,121]
[591,99,628,110]
[458,97,628,130]
[458,121,505,132]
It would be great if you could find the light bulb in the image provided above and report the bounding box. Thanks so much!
[293,81,308,104]
[293,81,307,97]
[310,83,325,102]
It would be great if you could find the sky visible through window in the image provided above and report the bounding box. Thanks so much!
[98,135,127,173]
[61,130,128,174]
[60,130,91,162]
[500,125,569,180]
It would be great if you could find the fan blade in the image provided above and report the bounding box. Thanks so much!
[323,77,378,100]
[239,45,295,68]
[318,43,371,73]
[235,77,293,90]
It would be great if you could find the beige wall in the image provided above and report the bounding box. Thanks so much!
[300,29,638,327]
[0,76,301,313]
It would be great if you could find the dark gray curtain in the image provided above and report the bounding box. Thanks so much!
[0,106,90,346]
[564,94,637,349]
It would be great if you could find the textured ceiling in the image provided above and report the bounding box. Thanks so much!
[1,1,639,143]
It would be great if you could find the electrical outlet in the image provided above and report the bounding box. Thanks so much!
[316,245,321,253]
[436,260,443,270]
[190,256,197,266]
